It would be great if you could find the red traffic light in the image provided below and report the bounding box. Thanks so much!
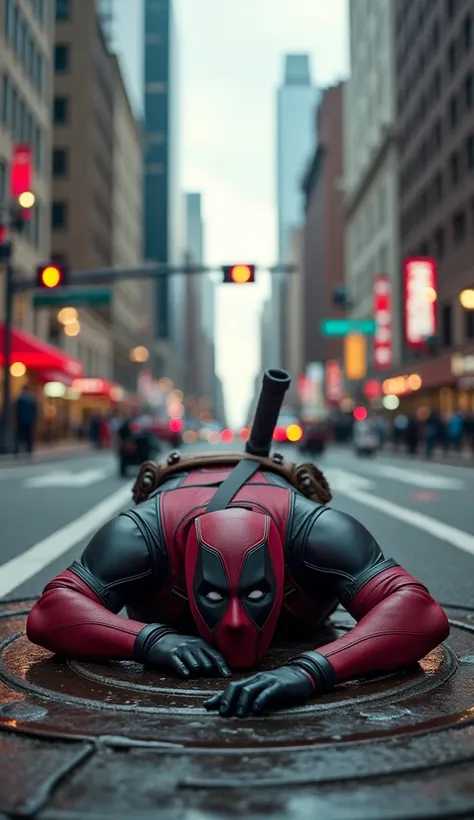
[36,264,67,289]
[222,264,255,284]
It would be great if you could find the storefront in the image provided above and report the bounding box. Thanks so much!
[69,378,126,431]
[0,324,84,441]
[382,350,474,418]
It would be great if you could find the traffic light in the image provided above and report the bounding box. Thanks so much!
[222,264,256,284]
[36,263,69,289]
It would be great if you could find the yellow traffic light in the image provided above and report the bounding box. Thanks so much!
[36,264,68,289]
[222,264,256,284]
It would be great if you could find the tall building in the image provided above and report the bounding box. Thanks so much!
[109,53,148,392]
[143,0,185,386]
[0,0,55,340]
[184,192,217,413]
[344,0,401,366]
[272,54,319,367]
[51,0,146,393]
[301,83,346,367]
[392,0,474,414]
[280,227,304,404]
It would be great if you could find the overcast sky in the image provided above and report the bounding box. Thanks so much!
[113,0,349,427]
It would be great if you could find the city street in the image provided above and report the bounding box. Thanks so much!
[0,443,473,607]
[1,444,474,819]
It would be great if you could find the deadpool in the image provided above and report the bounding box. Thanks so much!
[26,458,449,717]
[26,370,450,718]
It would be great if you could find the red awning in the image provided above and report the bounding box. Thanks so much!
[0,325,84,379]
[71,378,125,401]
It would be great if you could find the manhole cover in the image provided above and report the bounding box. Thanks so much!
[0,599,474,819]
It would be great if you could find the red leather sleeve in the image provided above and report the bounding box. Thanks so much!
[26,569,147,659]
[317,566,450,683]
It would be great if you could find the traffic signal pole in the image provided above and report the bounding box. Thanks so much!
[0,261,295,453]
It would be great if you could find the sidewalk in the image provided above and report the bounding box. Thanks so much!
[0,440,91,468]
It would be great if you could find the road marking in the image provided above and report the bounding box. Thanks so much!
[325,468,375,492]
[0,485,132,598]
[372,464,465,490]
[23,469,110,488]
[335,485,474,556]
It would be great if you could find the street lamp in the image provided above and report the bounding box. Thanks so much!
[459,289,474,310]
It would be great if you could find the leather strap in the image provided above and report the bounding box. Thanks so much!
[205,458,262,513]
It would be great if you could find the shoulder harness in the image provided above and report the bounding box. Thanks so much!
[131,450,332,506]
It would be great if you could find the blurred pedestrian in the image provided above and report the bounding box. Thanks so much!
[14,384,37,456]
[405,415,419,455]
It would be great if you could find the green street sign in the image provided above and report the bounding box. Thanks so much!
[320,318,377,336]
[33,286,113,308]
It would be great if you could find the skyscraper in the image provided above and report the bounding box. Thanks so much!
[277,55,320,263]
[269,55,319,369]
[143,0,185,384]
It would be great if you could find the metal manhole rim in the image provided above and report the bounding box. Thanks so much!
[0,633,457,717]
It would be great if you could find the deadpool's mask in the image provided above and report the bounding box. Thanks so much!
[185,508,285,669]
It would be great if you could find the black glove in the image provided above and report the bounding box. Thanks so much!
[203,651,336,717]
[134,625,232,679]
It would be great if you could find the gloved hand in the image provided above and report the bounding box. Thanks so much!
[203,665,314,717]
[146,631,232,679]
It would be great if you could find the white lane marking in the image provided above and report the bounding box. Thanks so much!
[371,465,464,490]
[325,468,376,492]
[23,469,111,488]
[0,484,132,598]
[335,485,474,556]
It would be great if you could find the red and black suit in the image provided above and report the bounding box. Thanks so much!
[27,466,450,716]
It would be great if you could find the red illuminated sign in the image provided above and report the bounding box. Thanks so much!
[373,274,392,370]
[363,380,382,400]
[404,258,437,348]
[10,145,32,198]
[325,360,343,403]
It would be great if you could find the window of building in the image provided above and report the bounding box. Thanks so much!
[448,41,456,74]
[0,161,7,203]
[53,96,69,124]
[56,0,70,21]
[54,44,70,72]
[464,14,473,50]
[33,124,42,171]
[465,73,474,108]
[434,227,445,259]
[432,19,440,48]
[449,95,458,127]
[466,135,474,169]
[1,74,9,126]
[441,304,452,347]
[453,210,466,243]
[435,171,443,201]
[11,88,18,137]
[145,82,167,93]
[145,33,163,44]
[52,148,68,177]
[446,0,455,21]
[52,201,68,230]
[451,151,460,184]
[434,119,442,148]
[433,70,441,98]
[4,0,12,39]
[35,51,43,95]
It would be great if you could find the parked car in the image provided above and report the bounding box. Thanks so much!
[353,418,380,456]
[272,411,304,445]
[299,419,329,456]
